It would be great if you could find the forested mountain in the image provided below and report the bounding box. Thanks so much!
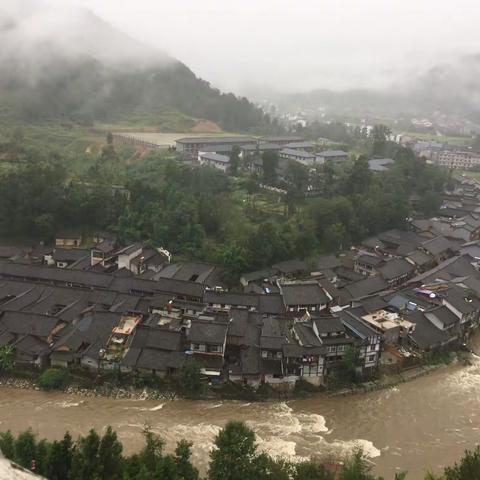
[277,55,480,123]
[0,1,274,132]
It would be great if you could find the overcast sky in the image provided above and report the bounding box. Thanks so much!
[60,0,480,94]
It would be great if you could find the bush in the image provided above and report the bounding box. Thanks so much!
[178,360,203,396]
[39,368,69,391]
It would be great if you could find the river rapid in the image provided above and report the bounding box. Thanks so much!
[1,355,480,479]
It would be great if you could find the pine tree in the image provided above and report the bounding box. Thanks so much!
[175,440,199,480]
[0,430,15,460]
[14,429,37,470]
[98,426,124,480]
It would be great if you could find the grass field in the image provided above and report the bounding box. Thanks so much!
[459,170,480,181]
[403,131,472,146]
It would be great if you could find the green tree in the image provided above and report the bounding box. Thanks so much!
[35,439,49,476]
[175,440,199,480]
[45,432,73,480]
[229,145,241,176]
[0,345,14,372]
[39,368,68,390]
[0,430,15,460]
[346,155,371,195]
[262,151,279,185]
[419,190,441,217]
[371,125,391,156]
[286,160,309,193]
[33,213,55,240]
[208,421,259,480]
[14,429,37,470]
[138,426,164,474]
[335,346,362,384]
[70,429,101,480]
[295,459,334,480]
[443,446,480,480]
[340,449,375,480]
[98,426,124,479]
[323,223,347,252]
[246,221,294,268]
[216,242,249,287]
[179,359,203,395]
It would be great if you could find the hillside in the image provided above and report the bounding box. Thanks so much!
[0,1,274,133]
[277,55,480,123]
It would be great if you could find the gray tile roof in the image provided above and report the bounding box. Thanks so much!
[189,319,228,345]
[204,291,259,307]
[425,306,459,328]
[178,136,256,145]
[319,150,348,158]
[0,311,59,337]
[356,254,384,267]
[378,258,414,281]
[272,259,308,274]
[407,249,433,266]
[407,310,453,349]
[315,254,341,271]
[199,152,230,164]
[343,276,388,300]
[313,316,345,334]
[340,310,380,340]
[53,248,90,263]
[293,322,322,347]
[368,158,394,172]
[443,287,476,315]
[421,236,453,256]
[280,281,329,306]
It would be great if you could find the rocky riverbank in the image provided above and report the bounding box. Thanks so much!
[0,376,178,401]
[1,352,469,402]
[329,363,444,397]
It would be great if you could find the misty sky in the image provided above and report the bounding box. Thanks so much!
[49,0,480,94]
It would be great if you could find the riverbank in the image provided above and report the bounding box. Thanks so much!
[0,354,464,403]
[0,376,178,401]
[329,363,445,396]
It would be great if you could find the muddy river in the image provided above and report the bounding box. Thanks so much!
[1,355,480,478]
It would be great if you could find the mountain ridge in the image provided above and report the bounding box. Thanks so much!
[274,55,480,124]
[0,1,274,133]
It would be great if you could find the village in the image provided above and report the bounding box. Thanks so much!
[1,132,480,392]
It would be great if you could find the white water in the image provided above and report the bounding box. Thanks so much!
[1,353,480,478]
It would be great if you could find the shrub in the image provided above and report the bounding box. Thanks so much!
[179,360,203,395]
[39,368,69,391]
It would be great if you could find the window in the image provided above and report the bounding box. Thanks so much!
[368,354,376,362]
[337,345,346,352]
[261,350,268,358]
[276,351,282,359]
[192,343,200,351]
[327,346,336,353]
[208,344,222,353]
[369,344,376,352]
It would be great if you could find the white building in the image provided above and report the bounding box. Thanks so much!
[434,150,480,170]
[198,152,230,172]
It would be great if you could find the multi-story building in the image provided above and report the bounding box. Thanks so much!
[434,150,480,170]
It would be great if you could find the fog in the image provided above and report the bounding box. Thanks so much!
[0,0,170,71]
[74,0,480,95]
[2,0,480,96]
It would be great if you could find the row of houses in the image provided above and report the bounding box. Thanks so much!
[197,147,349,172]
[3,176,480,387]
[2,228,480,388]
[0,262,369,385]
[178,134,348,172]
